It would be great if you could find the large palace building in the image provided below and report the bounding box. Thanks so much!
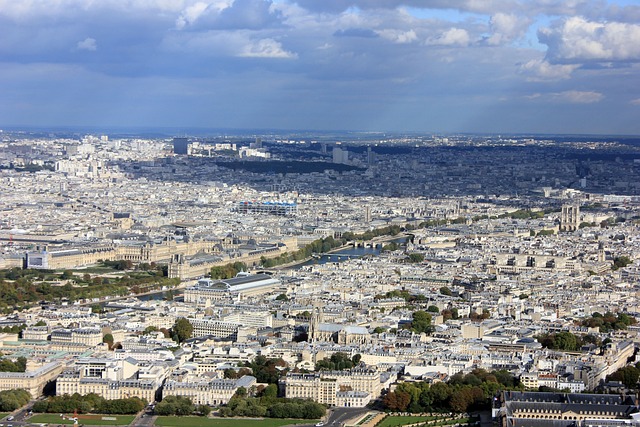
[183,273,281,304]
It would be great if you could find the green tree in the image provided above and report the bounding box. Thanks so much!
[382,390,411,411]
[315,352,356,371]
[409,311,432,334]
[261,383,278,399]
[439,286,453,296]
[607,366,640,388]
[0,389,32,411]
[234,387,247,398]
[408,253,425,263]
[102,333,114,348]
[172,317,193,343]
[613,256,632,270]
[275,293,289,301]
[427,305,440,313]
[196,404,211,416]
[155,396,194,416]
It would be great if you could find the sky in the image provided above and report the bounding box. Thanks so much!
[1,0,640,135]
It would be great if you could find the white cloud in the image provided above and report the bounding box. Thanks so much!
[518,58,578,81]
[377,29,417,44]
[539,17,640,62]
[77,37,97,51]
[176,2,213,29]
[486,13,531,45]
[427,28,470,47]
[557,90,603,103]
[630,98,640,106]
[237,38,297,58]
[527,90,604,104]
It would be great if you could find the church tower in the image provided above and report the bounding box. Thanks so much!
[308,305,323,342]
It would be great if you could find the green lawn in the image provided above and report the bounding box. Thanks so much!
[433,417,476,426]
[377,416,438,427]
[155,417,318,427]
[70,266,121,274]
[29,413,136,426]
[377,416,477,427]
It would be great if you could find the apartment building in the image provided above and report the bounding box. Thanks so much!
[163,375,256,406]
[281,367,383,407]
[0,361,64,397]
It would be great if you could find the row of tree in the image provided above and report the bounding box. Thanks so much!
[0,324,26,334]
[219,388,325,419]
[0,356,27,372]
[210,262,248,280]
[535,331,601,352]
[0,267,179,313]
[315,352,361,371]
[581,311,636,333]
[154,395,210,416]
[243,355,287,384]
[0,389,31,411]
[260,236,344,268]
[259,223,418,270]
[33,393,147,415]
[382,369,520,413]
[607,363,640,388]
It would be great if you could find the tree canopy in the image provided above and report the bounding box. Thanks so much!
[33,394,146,415]
[315,352,361,371]
[382,368,520,413]
[172,317,193,343]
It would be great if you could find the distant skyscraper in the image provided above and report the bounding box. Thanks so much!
[333,147,348,164]
[367,146,375,165]
[172,137,189,155]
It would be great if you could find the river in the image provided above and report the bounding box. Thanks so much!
[294,236,408,268]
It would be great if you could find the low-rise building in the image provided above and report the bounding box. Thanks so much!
[163,374,256,406]
[281,367,383,407]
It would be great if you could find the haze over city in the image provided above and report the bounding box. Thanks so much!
[2,0,640,134]
[4,2,640,427]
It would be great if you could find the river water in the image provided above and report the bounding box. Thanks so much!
[294,245,382,268]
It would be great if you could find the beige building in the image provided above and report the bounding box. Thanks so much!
[24,235,297,281]
[498,391,639,426]
[281,367,382,407]
[308,307,371,345]
[491,253,581,274]
[0,361,64,397]
[50,327,103,347]
[56,358,166,402]
[21,326,50,341]
[163,375,256,406]
[189,318,242,340]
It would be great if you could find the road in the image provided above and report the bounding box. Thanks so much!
[325,407,372,426]
[261,407,371,427]
[1,401,37,426]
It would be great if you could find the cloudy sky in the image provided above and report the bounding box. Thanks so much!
[1,0,640,134]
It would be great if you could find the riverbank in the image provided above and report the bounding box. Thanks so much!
[273,234,409,271]
[271,243,353,270]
